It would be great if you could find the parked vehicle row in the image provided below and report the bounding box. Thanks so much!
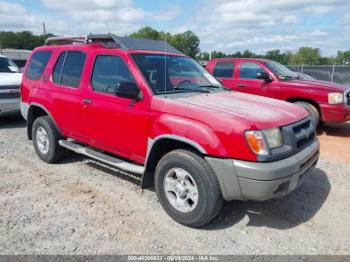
[0,55,22,114]
[206,58,350,125]
[19,34,321,227]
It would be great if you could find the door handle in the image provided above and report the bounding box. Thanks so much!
[83,99,92,104]
[237,84,247,87]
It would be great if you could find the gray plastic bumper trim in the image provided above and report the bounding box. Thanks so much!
[206,139,320,201]
[20,102,29,120]
[0,98,21,112]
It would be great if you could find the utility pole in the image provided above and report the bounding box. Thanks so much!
[42,22,47,37]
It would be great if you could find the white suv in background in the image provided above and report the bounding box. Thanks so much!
[0,55,22,114]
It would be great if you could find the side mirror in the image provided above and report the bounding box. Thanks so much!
[115,82,141,100]
[257,72,272,82]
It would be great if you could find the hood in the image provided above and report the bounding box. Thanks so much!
[284,79,348,92]
[175,92,309,129]
[0,72,22,86]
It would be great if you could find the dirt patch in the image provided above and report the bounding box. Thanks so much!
[0,113,349,255]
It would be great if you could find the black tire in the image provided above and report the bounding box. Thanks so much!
[295,101,320,126]
[32,116,65,163]
[154,149,223,228]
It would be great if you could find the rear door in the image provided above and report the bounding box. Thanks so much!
[212,60,236,89]
[46,50,87,140]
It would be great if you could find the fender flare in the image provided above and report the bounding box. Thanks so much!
[141,134,207,188]
[27,103,62,139]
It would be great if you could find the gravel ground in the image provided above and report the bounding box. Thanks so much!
[0,112,349,255]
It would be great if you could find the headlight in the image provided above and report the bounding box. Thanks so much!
[328,92,344,104]
[262,128,282,149]
[245,130,268,155]
[245,128,282,155]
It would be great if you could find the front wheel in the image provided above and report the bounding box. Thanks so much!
[155,149,223,227]
[295,101,320,126]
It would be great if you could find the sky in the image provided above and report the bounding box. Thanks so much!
[0,0,349,56]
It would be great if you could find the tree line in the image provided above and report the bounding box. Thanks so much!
[1,28,349,65]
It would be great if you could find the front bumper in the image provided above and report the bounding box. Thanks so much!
[0,98,21,112]
[320,103,350,123]
[206,139,320,201]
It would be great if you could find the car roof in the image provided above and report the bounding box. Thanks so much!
[212,57,269,63]
[40,34,184,56]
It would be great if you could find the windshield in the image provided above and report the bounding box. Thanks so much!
[132,54,223,95]
[0,57,20,73]
[264,60,298,80]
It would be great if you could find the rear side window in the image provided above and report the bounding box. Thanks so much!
[26,51,52,80]
[213,61,234,78]
[52,51,86,88]
[91,55,136,94]
[239,62,265,79]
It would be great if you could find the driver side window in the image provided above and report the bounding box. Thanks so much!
[239,62,265,79]
[91,55,136,95]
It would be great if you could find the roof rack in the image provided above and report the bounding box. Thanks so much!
[45,33,181,54]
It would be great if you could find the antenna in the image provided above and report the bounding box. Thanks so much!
[164,34,167,96]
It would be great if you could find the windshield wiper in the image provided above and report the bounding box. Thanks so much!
[173,86,210,93]
[198,84,222,88]
[280,75,298,80]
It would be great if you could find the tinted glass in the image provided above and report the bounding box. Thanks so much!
[26,51,51,80]
[0,57,20,73]
[91,55,135,94]
[52,52,66,84]
[265,61,298,80]
[132,54,222,95]
[239,62,265,79]
[59,51,85,88]
[213,61,234,78]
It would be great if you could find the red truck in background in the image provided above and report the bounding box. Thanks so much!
[206,58,350,125]
[21,35,319,227]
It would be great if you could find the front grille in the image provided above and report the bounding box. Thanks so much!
[345,89,350,105]
[0,85,20,99]
[288,118,315,152]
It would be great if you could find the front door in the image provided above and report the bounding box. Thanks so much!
[81,54,150,164]
[234,61,272,97]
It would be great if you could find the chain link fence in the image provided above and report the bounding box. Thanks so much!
[288,65,350,86]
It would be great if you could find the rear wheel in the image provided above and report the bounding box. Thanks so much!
[295,101,320,126]
[155,149,223,228]
[32,116,65,163]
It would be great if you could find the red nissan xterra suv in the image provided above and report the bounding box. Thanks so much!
[206,58,350,125]
[21,34,320,227]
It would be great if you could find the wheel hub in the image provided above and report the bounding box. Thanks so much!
[163,167,198,213]
[36,126,50,155]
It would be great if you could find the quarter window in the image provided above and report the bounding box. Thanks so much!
[213,61,234,78]
[52,51,86,88]
[239,62,265,79]
[26,51,52,80]
[91,55,136,94]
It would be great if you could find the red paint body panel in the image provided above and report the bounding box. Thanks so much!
[21,45,309,164]
[206,58,350,123]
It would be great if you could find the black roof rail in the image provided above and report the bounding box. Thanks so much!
[45,33,181,54]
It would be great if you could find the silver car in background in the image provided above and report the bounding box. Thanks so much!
[0,55,22,114]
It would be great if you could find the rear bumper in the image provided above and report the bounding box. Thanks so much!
[206,139,320,201]
[320,103,350,123]
[0,98,20,112]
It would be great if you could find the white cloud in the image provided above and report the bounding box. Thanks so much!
[0,1,41,31]
[187,0,350,55]
[0,0,349,55]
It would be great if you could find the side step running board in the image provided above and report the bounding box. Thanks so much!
[59,140,145,175]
